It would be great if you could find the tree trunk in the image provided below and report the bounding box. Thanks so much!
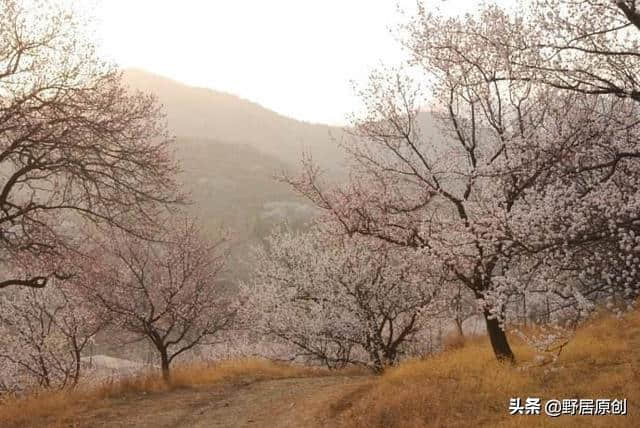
[160,351,170,383]
[454,318,464,338]
[483,310,515,364]
[72,344,81,389]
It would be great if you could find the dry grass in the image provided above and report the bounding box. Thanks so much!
[441,330,467,351]
[0,358,337,427]
[335,309,640,427]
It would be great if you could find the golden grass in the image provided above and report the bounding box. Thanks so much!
[0,358,336,427]
[441,330,467,351]
[167,357,337,387]
[335,309,640,427]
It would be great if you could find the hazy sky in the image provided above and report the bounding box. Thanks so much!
[94,1,515,125]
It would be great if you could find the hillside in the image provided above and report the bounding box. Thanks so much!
[120,70,353,279]
[122,69,442,259]
[175,137,314,236]
[123,69,347,169]
[175,137,318,280]
[2,307,637,427]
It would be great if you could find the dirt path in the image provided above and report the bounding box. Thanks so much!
[64,375,371,428]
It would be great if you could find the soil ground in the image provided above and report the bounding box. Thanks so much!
[60,375,372,428]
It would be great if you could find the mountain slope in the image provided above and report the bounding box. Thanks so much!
[119,70,352,281]
[175,137,314,239]
[121,69,441,280]
[123,69,346,168]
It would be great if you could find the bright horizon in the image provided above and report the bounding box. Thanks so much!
[93,0,516,126]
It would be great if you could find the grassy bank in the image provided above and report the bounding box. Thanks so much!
[335,309,640,427]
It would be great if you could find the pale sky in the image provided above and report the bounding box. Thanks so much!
[93,1,515,125]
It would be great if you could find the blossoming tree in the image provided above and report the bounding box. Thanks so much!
[0,271,105,392]
[81,218,236,382]
[0,0,183,290]
[242,223,442,372]
[283,1,640,363]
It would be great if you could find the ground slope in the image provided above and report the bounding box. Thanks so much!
[30,375,370,428]
[2,309,638,427]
